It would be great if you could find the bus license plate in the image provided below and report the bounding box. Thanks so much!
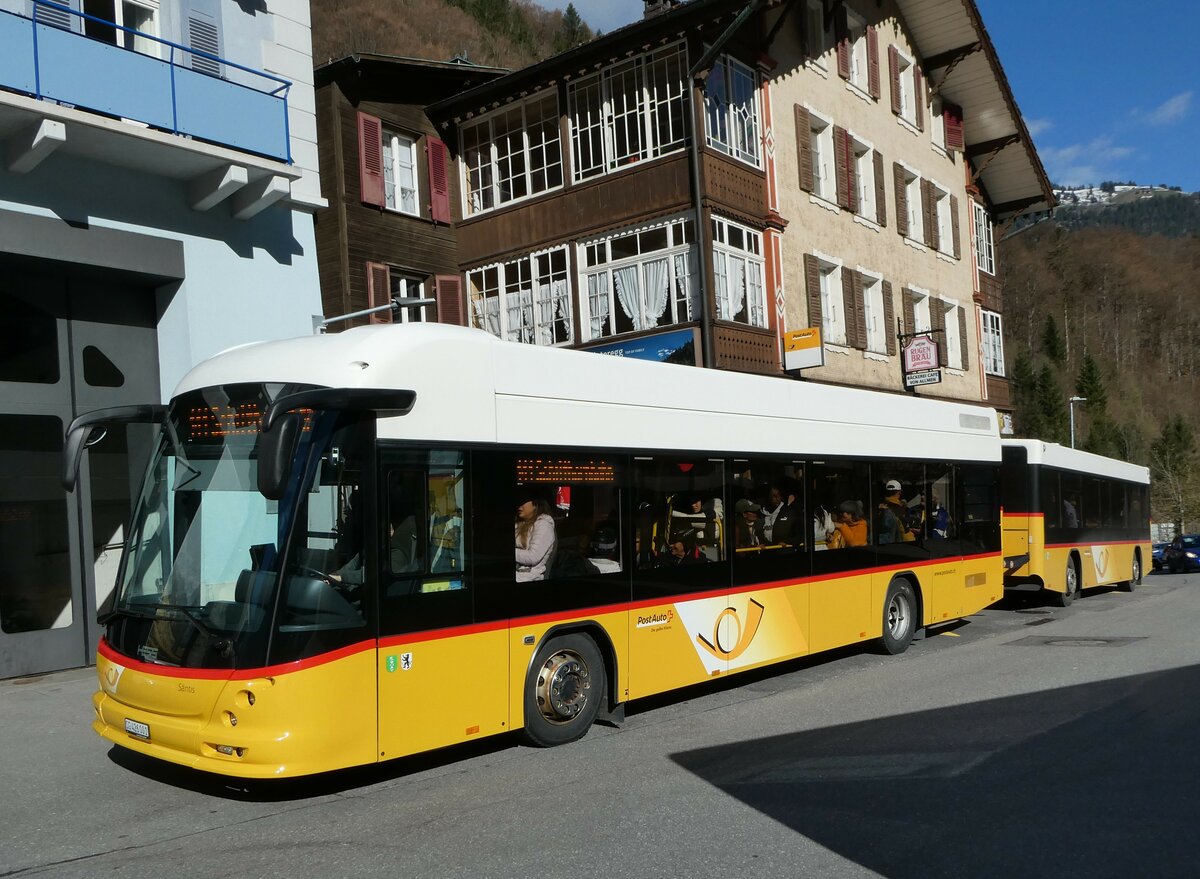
[124,718,150,740]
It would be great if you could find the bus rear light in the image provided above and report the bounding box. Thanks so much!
[223,711,238,727]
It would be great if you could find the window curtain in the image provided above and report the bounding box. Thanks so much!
[553,278,571,341]
[747,262,765,327]
[729,256,747,322]
[613,265,641,329]
[714,252,731,320]
[535,278,555,346]
[506,287,533,343]
[642,258,670,326]
[672,252,693,321]
[587,273,611,339]
[472,294,501,337]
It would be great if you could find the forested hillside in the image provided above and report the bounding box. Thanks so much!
[1000,220,1200,528]
[1050,191,1200,238]
[310,0,594,69]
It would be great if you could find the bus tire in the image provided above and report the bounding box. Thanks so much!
[1121,555,1141,592]
[1052,558,1079,607]
[879,578,916,655]
[522,633,606,748]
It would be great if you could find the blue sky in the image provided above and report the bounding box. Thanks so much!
[548,0,1200,192]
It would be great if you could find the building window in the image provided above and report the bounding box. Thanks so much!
[973,201,995,276]
[461,91,562,216]
[893,49,916,125]
[383,129,419,216]
[982,310,1005,376]
[932,182,952,254]
[805,0,833,67]
[705,54,760,167]
[851,134,875,221]
[712,216,766,327]
[911,289,931,333]
[931,96,946,151]
[568,43,688,183]
[903,168,921,239]
[861,272,887,353]
[389,273,429,323]
[813,255,845,345]
[468,247,572,346]
[810,111,836,203]
[580,217,696,341]
[943,300,963,369]
[846,10,869,92]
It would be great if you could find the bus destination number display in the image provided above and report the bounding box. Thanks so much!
[516,459,615,484]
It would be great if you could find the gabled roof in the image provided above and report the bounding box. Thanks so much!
[424,0,1053,221]
[898,0,1056,220]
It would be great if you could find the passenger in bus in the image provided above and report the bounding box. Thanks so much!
[929,494,951,539]
[829,500,868,548]
[735,499,766,548]
[515,490,557,582]
[659,538,700,566]
[813,502,836,550]
[877,480,917,544]
[670,495,715,546]
[762,483,799,545]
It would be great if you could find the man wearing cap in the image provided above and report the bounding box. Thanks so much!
[878,479,915,544]
[735,498,766,548]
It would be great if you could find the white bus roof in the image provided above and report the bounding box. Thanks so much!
[1002,438,1149,484]
[178,324,1001,462]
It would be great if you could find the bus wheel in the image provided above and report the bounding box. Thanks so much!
[1121,556,1141,592]
[523,634,606,748]
[880,579,916,655]
[1053,560,1079,607]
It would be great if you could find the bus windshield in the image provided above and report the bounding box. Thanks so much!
[104,383,368,670]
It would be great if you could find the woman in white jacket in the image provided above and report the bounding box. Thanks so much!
[515,491,557,582]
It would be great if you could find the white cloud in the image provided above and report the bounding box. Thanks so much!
[1143,91,1192,126]
[1039,137,1136,186]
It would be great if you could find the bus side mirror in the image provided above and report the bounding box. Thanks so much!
[258,412,302,500]
[62,404,166,491]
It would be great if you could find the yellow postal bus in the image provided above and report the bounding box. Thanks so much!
[1000,439,1150,606]
[67,324,1005,778]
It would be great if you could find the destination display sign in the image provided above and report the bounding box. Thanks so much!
[516,458,616,484]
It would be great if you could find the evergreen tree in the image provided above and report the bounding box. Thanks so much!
[1041,314,1066,364]
[1035,364,1068,444]
[1082,412,1122,459]
[1009,351,1043,438]
[554,3,590,52]
[1075,352,1108,414]
[1150,415,1198,532]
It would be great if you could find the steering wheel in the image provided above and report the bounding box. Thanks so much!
[293,563,331,581]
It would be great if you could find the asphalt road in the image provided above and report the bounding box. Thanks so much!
[3,570,1199,878]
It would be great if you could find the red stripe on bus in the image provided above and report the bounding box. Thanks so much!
[1001,512,1043,518]
[1045,539,1150,550]
[103,551,1003,674]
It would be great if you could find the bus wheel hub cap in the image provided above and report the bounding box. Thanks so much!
[537,652,590,722]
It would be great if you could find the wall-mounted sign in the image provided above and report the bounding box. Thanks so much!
[904,368,941,387]
[783,328,823,371]
[585,327,699,365]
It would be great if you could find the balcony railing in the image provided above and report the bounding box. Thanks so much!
[0,1,291,162]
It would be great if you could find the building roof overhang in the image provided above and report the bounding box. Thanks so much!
[896,0,1056,220]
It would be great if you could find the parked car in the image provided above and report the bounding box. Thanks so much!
[1152,542,1169,571]
[1163,535,1200,573]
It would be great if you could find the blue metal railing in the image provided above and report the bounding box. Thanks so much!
[1,1,292,162]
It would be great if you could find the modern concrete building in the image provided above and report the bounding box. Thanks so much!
[0,0,324,676]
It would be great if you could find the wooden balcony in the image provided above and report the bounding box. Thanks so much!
[713,322,780,375]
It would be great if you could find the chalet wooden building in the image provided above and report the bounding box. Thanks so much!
[315,0,1052,420]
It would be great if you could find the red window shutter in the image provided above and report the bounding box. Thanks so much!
[835,7,850,80]
[426,136,451,224]
[366,262,392,324]
[888,46,901,116]
[357,113,385,208]
[833,126,849,209]
[914,66,925,131]
[434,274,464,325]
[866,26,880,99]
[944,102,964,151]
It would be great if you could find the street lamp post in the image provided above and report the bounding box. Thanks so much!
[1069,395,1087,448]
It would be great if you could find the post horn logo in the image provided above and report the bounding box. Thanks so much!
[697,599,765,661]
